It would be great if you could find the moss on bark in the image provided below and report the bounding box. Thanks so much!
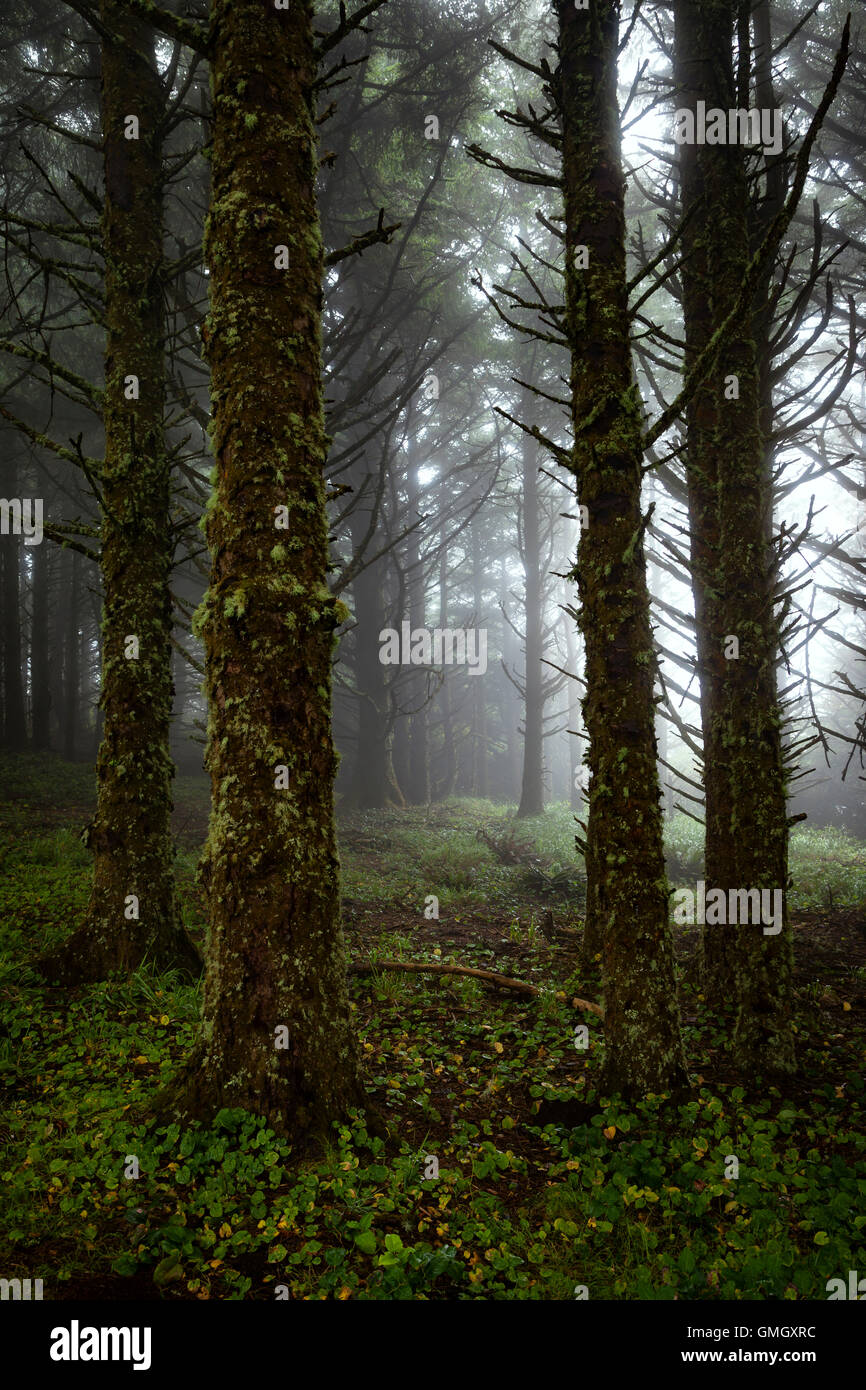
[37,0,199,986]
[554,0,689,1097]
[674,0,794,1073]
[158,0,366,1143]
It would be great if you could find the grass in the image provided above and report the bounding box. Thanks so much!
[0,754,864,1300]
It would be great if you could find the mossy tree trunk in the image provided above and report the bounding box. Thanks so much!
[555,0,688,1095]
[38,0,199,984]
[674,0,741,1006]
[674,0,794,1073]
[163,0,366,1139]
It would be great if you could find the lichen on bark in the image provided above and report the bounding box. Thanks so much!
[37,0,199,985]
[553,0,689,1096]
[674,0,794,1074]
[158,0,367,1142]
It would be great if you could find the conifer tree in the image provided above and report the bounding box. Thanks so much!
[554,0,688,1094]
[39,0,199,982]
[161,0,367,1138]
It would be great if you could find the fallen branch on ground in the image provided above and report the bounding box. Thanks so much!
[348,957,604,1018]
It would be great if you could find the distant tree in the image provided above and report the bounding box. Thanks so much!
[471,0,690,1094]
[0,450,28,748]
[29,0,199,981]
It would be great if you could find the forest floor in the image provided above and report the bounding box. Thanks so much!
[1,752,865,1300]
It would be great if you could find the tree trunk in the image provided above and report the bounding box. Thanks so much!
[31,536,51,750]
[517,399,544,818]
[674,0,794,1073]
[563,612,582,813]
[349,505,391,807]
[404,455,429,803]
[37,0,198,983]
[498,553,521,801]
[436,547,456,798]
[555,0,688,1096]
[61,548,80,762]
[0,453,28,749]
[48,547,67,750]
[675,0,743,1006]
[161,0,366,1140]
[470,514,488,798]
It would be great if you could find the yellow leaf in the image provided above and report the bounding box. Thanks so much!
[603,1125,616,1140]
[843,1002,851,1012]
[338,1286,352,1300]
[133,1055,148,1065]
[494,1042,503,1054]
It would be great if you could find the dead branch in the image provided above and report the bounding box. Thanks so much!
[349,956,604,1017]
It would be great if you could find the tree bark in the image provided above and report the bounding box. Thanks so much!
[37,0,198,983]
[675,0,744,1005]
[517,396,545,818]
[555,0,689,1096]
[562,611,582,813]
[30,536,51,751]
[435,546,457,798]
[61,548,80,762]
[0,453,28,749]
[350,508,391,808]
[674,0,794,1072]
[160,0,366,1140]
[468,513,488,798]
[405,453,429,803]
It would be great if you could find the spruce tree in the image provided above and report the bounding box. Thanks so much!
[161,0,367,1139]
[39,0,199,983]
[555,0,689,1094]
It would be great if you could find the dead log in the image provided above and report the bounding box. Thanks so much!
[348,957,604,1018]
